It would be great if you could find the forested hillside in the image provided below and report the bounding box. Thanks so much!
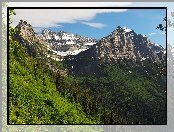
[9,9,101,124]
[78,64,166,124]
[9,9,128,124]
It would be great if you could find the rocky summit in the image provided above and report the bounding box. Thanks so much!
[65,26,166,61]
[63,26,166,76]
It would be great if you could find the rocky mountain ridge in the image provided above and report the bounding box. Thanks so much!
[13,20,166,76]
[64,26,166,62]
[13,20,99,60]
[40,29,99,57]
[63,26,166,76]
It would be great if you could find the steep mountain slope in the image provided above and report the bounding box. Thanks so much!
[14,20,99,59]
[10,19,166,124]
[9,39,101,124]
[41,29,98,56]
[10,20,134,124]
[62,26,167,124]
[64,26,166,77]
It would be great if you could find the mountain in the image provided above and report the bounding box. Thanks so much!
[13,20,166,63]
[13,20,99,61]
[10,20,167,124]
[40,29,98,56]
[13,20,166,79]
[63,26,166,76]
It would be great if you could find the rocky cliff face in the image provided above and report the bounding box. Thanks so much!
[39,29,99,56]
[86,26,165,61]
[64,26,166,76]
[14,20,48,45]
[13,20,49,57]
[14,20,99,60]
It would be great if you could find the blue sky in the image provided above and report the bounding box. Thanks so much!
[8,2,171,49]
[44,9,166,48]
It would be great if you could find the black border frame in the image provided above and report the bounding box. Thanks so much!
[7,6,167,125]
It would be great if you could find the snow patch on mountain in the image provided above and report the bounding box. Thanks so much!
[69,49,88,55]
[66,41,75,45]
[155,43,160,47]
[142,34,146,37]
[164,50,166,54]
[123,27,132,32]
[84,42,96,46]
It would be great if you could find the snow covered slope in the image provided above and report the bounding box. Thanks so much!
[40,29,99,56]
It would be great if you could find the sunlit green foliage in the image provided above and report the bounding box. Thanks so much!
[9,9,101,124]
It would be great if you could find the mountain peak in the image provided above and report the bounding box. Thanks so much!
[14,20,166,64]
[122,27,132,32]
[14,20,39,42]
[63,25,166,76]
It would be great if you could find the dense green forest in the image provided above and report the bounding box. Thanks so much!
[9,9,166,124]
[78,64,166,124]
